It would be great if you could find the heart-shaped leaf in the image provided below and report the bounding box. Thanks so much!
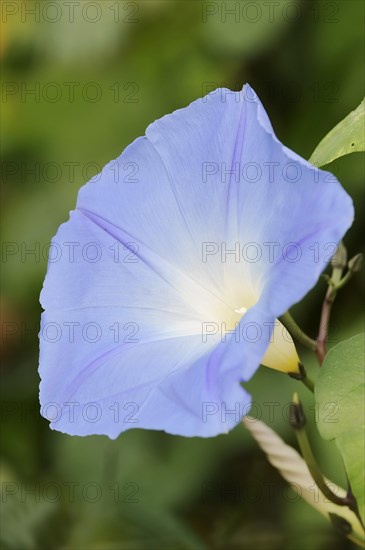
[315,334,365,524]
[309,99,365,167]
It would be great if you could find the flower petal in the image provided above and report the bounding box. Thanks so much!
[234,85,354,317]
[39,191,251,437]
[39,84,354,438]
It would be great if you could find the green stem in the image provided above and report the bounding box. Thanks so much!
[279,312,317,351]
[290,394,353,508]
[316,243,347,365]
[317,247,363,366]
[289,362,315,393]
[297,429,346,505]
[301,374,315,393]
[333,270,355,291]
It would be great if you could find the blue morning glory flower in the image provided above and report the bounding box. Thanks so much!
[39,84,353,438]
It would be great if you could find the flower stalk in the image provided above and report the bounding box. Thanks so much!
[281,245,363,367]
[279,311,317,351]
[243,416,365,547]
[316,245,363,365]
[288,362,315,393]
[290,393,354,509]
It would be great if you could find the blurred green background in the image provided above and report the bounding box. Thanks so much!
[1,1,364,548]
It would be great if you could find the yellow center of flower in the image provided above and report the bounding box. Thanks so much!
[178,268,299,375]
[219,299,299,375]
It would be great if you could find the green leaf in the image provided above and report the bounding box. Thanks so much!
[315,334,365,524]
[309,99,365,167]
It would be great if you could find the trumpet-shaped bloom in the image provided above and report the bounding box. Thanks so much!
[39,85,353,438]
